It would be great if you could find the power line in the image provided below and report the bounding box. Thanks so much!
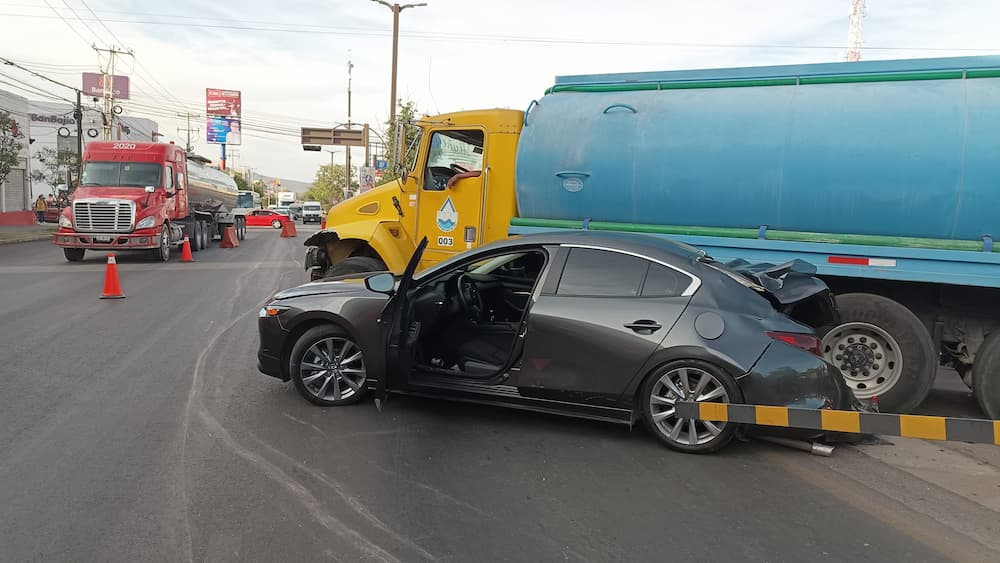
[59,0,105,46]
[39,0,93,49]
[7,11,1000,52]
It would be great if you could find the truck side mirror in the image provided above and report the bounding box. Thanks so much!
[144,186,155,193]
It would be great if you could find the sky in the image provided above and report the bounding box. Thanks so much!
[3,0,1000,183]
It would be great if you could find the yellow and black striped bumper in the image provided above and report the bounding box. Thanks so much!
[675,402,1000,445]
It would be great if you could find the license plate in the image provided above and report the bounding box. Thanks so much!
[95,236,112,243]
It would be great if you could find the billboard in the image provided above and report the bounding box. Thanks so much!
[82,72,130,99]
[206,88,241,117]
[206,116,241,145]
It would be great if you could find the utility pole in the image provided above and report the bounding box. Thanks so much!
[370,1,427,123]
[846,0,868,62]
[345,53,353,199]
[176,112,199,152]
[93,45,132,140]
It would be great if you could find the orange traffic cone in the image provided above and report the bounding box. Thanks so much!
[100,253,125,299]
[180,236,194,262]
[280,220,297,238]
[220,225,240,248]
[320,217,326,229]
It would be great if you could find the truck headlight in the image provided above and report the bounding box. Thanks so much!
[59,215,72,228]
[135,216,156,229]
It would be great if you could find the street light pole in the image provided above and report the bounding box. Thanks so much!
[371,1,427,124]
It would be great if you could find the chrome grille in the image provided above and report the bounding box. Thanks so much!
[73,200,135,233]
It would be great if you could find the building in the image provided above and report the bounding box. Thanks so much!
[0,88,160,210]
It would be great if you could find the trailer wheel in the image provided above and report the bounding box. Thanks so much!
[190,222,202,252]
[152,225,171,262]
[819,293,935,413]
[63,248,85,262]
[972,330,1000,419]
[323,256,388,279]
[200,220,210,248]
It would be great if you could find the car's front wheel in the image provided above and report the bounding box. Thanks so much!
[289,325,369,406]
[641,360,741,453]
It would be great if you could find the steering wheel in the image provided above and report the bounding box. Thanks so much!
[456,273,486,322]
[450,163,470,174]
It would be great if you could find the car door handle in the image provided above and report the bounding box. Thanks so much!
[624,320,662,334]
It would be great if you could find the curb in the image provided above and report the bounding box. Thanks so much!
[0,232,56,245]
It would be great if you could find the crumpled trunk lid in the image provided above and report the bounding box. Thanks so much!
[719,258,840,329]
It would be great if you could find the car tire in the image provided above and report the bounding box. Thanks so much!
[152,224,171,261]
[819,293,935,413]
[323,256,388,278]
[640,360,742,454]
[63,248,85,262]
[972,330,1000,419]
[271,219,282,229]
[290,325,370,407]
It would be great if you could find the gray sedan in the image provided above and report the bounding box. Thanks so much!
[258,232,857,453]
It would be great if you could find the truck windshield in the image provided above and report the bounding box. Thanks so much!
[303,205,321,211]
[81,162,162,188]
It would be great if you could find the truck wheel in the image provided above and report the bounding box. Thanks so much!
[190,222,202,252]
[152,225,171,262]
[323,256,388,279]
[236,217,246,240]
[198,221,208,248]
[972,330,1000,419]
[63,248,85,262]
[819,293,935,413]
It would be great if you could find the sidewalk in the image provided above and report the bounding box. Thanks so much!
[0,224,57,245]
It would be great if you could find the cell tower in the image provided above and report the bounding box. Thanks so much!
[846,0,868,62]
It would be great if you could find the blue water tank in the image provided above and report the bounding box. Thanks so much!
[514,56,1000,241]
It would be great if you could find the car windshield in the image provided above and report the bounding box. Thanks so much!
[303,205,322,211]
[80,162,162,188]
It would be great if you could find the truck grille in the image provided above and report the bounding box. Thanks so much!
[73,201,135,233]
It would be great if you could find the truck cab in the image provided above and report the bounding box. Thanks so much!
[304,109,523,279]
[54,141,189,262]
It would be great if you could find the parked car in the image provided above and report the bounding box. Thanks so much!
[257,232,856,453]
[246,209,292,229]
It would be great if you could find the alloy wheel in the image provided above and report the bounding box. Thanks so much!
[298,337,366,401]
[649,366,730,446]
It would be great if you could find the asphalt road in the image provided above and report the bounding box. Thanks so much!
[1,226,996,562]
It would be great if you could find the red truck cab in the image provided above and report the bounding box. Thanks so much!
[54,141,189,262]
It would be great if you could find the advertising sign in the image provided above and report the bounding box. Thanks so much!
[206,88,242,117]
[82,72,130,99]
[206,116,241,145]
[360,167,376,192]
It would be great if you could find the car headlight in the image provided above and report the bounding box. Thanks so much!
[258,304,288,318]
[59,215,72,228]
[135,216,156,229]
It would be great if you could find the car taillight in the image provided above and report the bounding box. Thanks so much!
[767,331,820,356]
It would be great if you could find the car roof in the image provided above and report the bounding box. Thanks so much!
[489,230,706,262]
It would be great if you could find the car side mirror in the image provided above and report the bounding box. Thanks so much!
[364,272,395,295]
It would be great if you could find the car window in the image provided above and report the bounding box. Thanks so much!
[556,248,648,297]
[641,263,689,297]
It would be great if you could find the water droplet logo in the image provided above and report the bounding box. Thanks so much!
[436,197,458,233]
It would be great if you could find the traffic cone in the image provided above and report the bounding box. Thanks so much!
[220,225,240,248]
[100,253,125,299]
[320,217,326,229]
[180,237,194,262]
[280,220,297,238]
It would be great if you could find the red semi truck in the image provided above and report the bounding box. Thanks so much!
[53,141,247,261]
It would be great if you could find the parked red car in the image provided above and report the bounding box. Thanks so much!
[245,209,292,229]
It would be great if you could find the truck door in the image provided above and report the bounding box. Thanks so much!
[415,129,486,268]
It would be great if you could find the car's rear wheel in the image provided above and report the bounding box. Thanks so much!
[641,360,741,453]
[271,219,282,229]
[290,325,369,406]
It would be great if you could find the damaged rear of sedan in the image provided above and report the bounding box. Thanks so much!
[258,231,858,453]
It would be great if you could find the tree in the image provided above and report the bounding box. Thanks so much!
[304,163,356,206]
[377,98,422,186]
[232,171,249,190]
[0,110,24,189]
[30,147,79,194]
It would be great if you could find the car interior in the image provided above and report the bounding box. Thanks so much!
[405,250,547,378]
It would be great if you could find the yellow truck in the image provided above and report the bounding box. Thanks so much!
[303,108,522,277]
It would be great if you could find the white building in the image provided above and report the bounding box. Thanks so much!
[0,88,160,210]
